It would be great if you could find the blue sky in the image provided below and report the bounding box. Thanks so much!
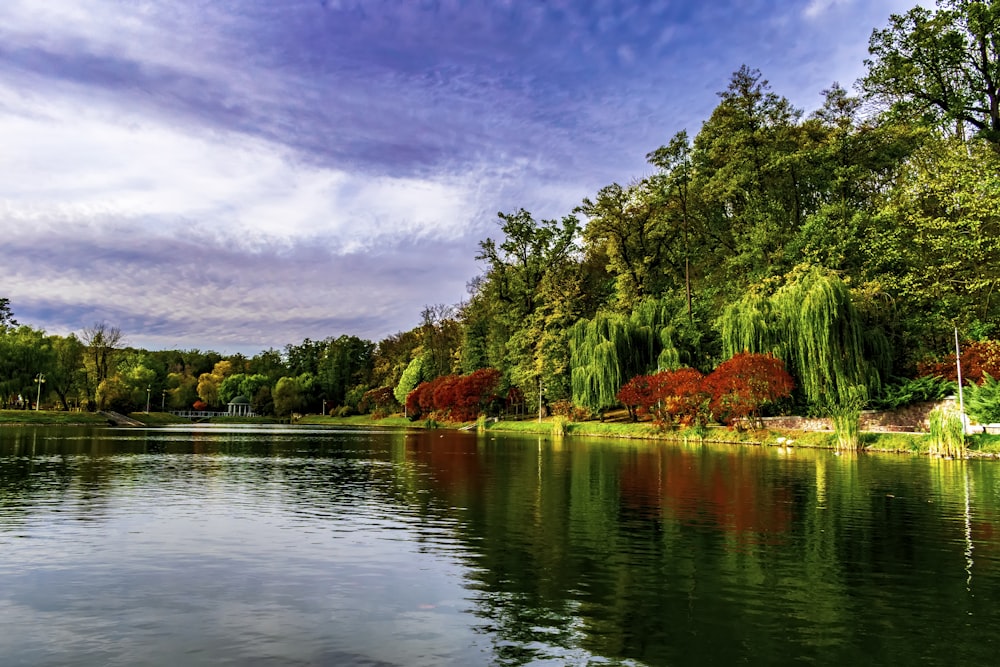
[0,0,915,353]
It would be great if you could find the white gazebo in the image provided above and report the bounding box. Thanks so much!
[227,395,254,417]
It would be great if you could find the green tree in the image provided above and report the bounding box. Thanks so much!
[864,136,1000,355]
[47,334,85,410]
[394,355,426,406]
[317,335,375,407]
[273,375,311,417]
[863,0,1000,147]
[0,325,52,408]
[692,66,806,286]
[81,322,123,408]
[0,298,16,330]
[578,179,670,308]
[718,266,885,409]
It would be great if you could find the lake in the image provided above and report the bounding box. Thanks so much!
[2,424,1000,666]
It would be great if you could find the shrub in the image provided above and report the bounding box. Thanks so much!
[873,374,955,410]
[405,369,502,421]
[617,368,709,428]
[928,406,965,458]
[704,353,794,429]
[965,373,1000,425]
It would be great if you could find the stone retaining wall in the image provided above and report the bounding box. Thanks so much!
[760,399,957,433]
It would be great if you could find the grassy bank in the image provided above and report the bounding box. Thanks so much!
[295,412,1000,458]
[0,409,110,426]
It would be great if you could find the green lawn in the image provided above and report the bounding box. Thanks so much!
[0,409,109,425]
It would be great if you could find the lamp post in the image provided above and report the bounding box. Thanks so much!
[34,373,45,411]
[322,399,327,416]
[538,376,543,424]
[146,385,151,414]
[161,389,167,412]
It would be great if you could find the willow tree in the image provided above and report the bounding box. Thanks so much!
[719,266,885,409]
[570,297,695,413]
[570,313,635,413]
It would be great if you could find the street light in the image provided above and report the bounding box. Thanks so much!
[34,373,45,411]
[161,389,167,412]
[146,385,151,414]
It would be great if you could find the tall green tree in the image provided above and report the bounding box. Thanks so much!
[864,135,1000,355]
[693,66,806,286]
[47,334,85,410]
[863,0,1000,147]
[0,298,16,330]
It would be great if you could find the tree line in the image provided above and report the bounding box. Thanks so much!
[3,1,999,424]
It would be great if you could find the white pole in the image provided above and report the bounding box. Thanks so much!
[955,327,968,433]
[538,376,543,424]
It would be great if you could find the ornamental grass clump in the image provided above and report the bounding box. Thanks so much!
[928,406,965,458]
[831,385,867,452]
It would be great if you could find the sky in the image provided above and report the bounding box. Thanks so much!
[0,0,917,354]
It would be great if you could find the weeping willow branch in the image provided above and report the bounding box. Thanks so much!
[719,266,884,409]
[570,297,690,412]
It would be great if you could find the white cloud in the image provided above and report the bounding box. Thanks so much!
[803,0,852,20]
[0,82,476,253]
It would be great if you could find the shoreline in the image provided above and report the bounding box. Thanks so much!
[5,409,999,459]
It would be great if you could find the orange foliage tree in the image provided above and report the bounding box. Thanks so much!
[703,353,794,429]
[917,340,1000,384]
[616,368,709,428]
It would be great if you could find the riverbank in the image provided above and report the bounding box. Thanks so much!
[297,413,1000,458]
[6,409,1000,458]
[0,409,110,426]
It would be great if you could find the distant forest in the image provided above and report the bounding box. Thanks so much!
[3,1,999,423]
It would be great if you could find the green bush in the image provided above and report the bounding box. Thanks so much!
[965,373,1000,425]
[873,375,955,410]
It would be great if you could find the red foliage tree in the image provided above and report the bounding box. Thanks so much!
[617,374,657,422]
[654,368,708,427]
[450,368,502,421]
[405,369,503,421]
[192,400,208,411]
[704,353,794,429]
[618,368,708,428]
[360,386,396,414]
[917,340,1000,384]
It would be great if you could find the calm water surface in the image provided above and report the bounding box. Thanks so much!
[2,425,1000,666]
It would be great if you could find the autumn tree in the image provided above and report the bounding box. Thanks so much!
[704,353,794,428]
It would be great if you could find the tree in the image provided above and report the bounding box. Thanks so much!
[578,180,670,308]
[197,360,235,407]
[704,353,794,428]
[47,334,85,410]
[0,298,16,330]
[317,335,375,407]
[395,355,426,406]
[0,325,52,408]
[647,131,698,318]
[863,0,1000,147]
[865,136,1000,353]
[81,322,124,405]
[166,371,199,410]
[692,66,806,285]
[718,266,886,409]
[273,375,309,417]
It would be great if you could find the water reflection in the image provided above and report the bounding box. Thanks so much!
[2,426,1000,665]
